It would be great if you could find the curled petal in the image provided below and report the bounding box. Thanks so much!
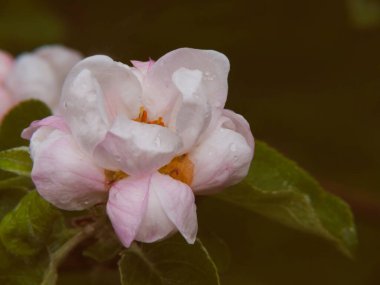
[0,50,13,82]
[143,48,229,118]
[31,127,106,210]
[190,114,254,193]
[169,68,211,153]
[94,116,182,175]
[107,173,197,247]
[60,55,142,153]
[131,59,155,76]
[22,115,69,140]
[152,173,197,244]
[107,176,150,247]
[222,109,254,149]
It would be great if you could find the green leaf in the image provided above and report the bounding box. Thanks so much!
[215,141,357,257]
[0,176,34,191]
[119,235,220,285]
[0,147,32,176]
[0,191,62,257]
[0,100,51,150]
[198,232,231,273]
[0,188,27,220]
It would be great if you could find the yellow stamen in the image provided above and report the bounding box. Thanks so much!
[105,169,128,190]
[134,106,165,127]
[159,154,194,186]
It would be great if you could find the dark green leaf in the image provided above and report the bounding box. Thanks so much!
[198,232,230,273]
[0,188,27,220]
[0,191,62,257]
[0,100,51,150]
[215,141,357,257]
[119,235,220,285]
[0,176,34,191]
[0,147,32,176]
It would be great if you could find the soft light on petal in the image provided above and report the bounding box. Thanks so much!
[143,48,229,119]
[152,173,197,244]
[94,116,182,175]
[30,127,106,211]
[107,175,150,247]
[21,115,69,140]
[60,55,143,153]
[60,68,110,154]
[107,173,197,247]
[190,113,254,193]
[170,67,211,153]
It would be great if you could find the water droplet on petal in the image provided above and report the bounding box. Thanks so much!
[155,136,161,147]
[230,143,237,152]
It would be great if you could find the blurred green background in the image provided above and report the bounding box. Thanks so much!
[1,0,380,284]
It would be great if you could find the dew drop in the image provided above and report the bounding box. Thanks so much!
[230,143,237,152]
[155,136,161,147]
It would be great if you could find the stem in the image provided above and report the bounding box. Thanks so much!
[42,224,97,285]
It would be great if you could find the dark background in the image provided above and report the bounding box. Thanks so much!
[1,0,380,284]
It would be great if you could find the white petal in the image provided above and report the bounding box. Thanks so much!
[5,54,59,109]
[107,173,197,247]
[152,173,197,244]
[189,114,254,193]
[22,115,69,140]
[143,48,229,119]
[135,179,176,243]
[222,109,254,149]
[31,127,106,211]
[60,55,143,153]
[94,116,182,175]
[107,176,150,247]
[170,67,211,153]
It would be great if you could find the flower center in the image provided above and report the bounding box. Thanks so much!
[104,107,194,188]
[159,154,194,185]
[134,106,165,126]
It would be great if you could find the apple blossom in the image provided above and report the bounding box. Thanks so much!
[22,48,254,247]
[0,45,82,120]
[0,50,14,120]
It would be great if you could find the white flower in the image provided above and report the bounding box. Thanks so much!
[1,45,82,116]
[23,48,254,247]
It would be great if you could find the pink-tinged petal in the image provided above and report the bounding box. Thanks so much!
[35,45,82,86]
[134,180,176,243]
[60,55,142,153]
[152,173,197,244]
[169,67,211,153]
[5,53,59,109]
[143,48,229,119]
[107,176,151,247]
[222,109,254,149]
[60,68,110,154]
[31,127,106,211]
[21,115,69,140]
[94,116,182,175]
[131,59,155,75]
[107,173,197,247]
[189,114,254,193]
[0,87,14,121]
[0,50,13,82]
